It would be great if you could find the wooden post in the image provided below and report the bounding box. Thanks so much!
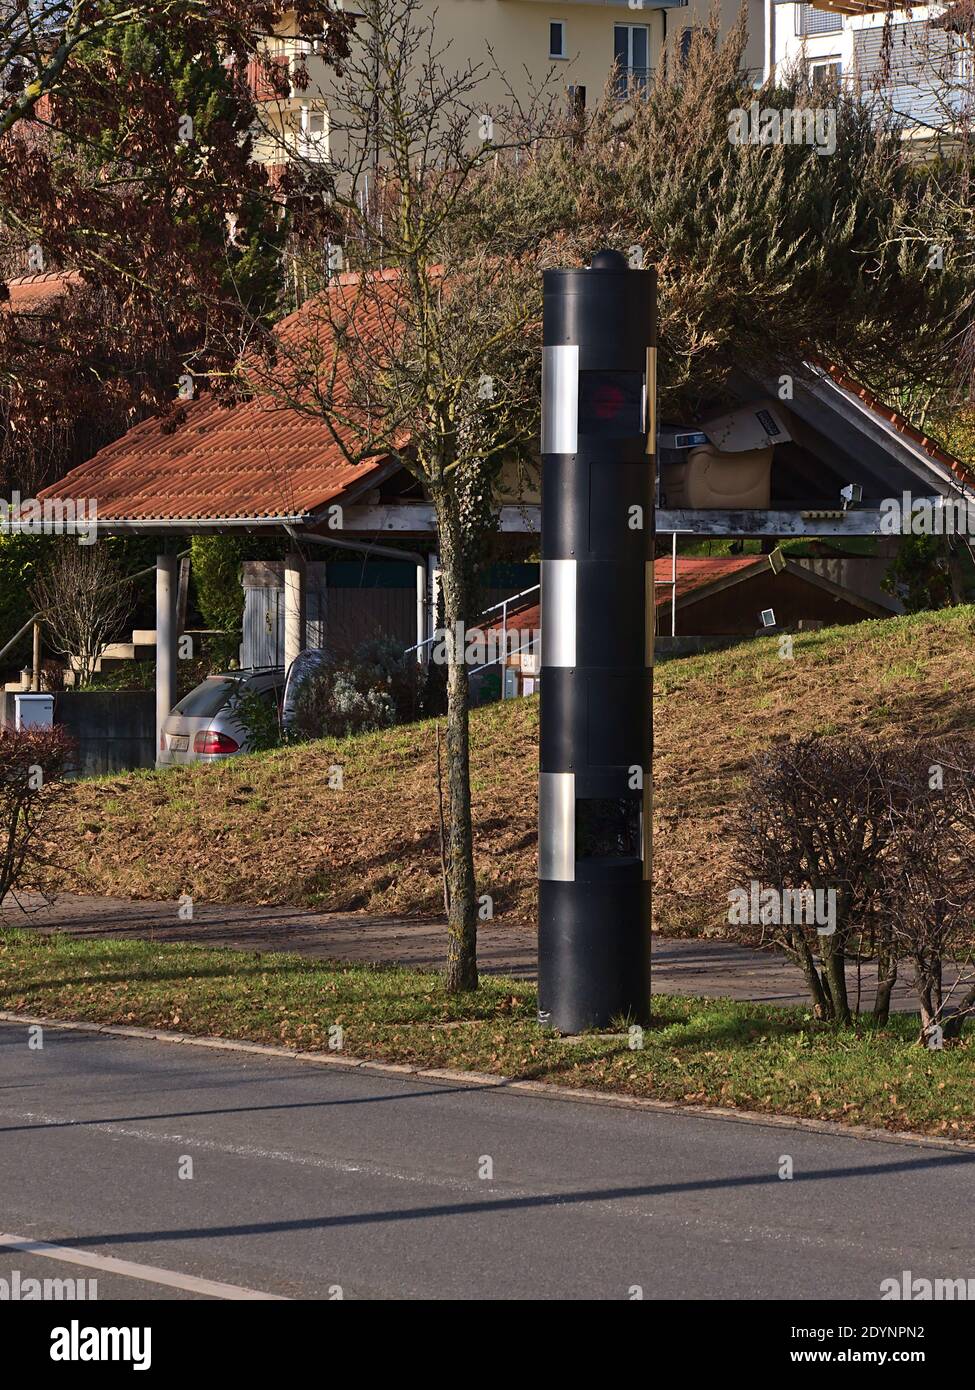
[156,555,177,766]
[176,555,191,641]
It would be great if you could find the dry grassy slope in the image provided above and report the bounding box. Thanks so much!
[51,607,975,935]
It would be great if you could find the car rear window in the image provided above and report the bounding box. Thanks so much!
[172,678,238,718]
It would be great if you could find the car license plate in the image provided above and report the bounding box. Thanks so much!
[169,735,189,751]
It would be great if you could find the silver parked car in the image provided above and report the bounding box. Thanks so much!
[159,667,284,765]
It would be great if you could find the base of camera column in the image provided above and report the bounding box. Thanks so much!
[537,877,651,1033]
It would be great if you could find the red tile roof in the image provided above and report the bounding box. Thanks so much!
[4,270,84,313]
[35,264,975,526]
[37,272,402,523]
[40,391,383,522]
[660,554,762,602]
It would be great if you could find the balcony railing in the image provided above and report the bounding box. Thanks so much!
[245,55,291,101]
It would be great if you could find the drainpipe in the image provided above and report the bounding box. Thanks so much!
[284,525,428,658]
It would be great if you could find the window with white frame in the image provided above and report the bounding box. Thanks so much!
[614,23,649,94]
[300,106,328,160]
[809,57,842,86]
[550,20,566,60]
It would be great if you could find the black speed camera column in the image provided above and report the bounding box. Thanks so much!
[537,248,656,1034]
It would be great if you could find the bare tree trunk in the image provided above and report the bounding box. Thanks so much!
[820,934,851,1026]
[435,719,450,917]
[435,496,479,993]
[914,961,938,1039]
[944,978,975,1039]
[873,929,898,1024]
[787,925,832,1018]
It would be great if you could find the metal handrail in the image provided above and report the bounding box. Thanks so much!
[470,634,538,678]
[402,582,540,660]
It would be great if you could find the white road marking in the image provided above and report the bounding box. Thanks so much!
[0,1231,286,1300]
[3,1104,481,1191]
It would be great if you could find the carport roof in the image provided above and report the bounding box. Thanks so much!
[37,388,386,526]
[35,269,401,529]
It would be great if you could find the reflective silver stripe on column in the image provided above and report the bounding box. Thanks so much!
[542,558,577,668]
[539,770,575,882]
[541,345,579,454]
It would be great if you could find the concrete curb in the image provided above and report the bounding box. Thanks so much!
[1,1007,971,1154]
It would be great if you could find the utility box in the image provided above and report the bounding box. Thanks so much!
[14,693,54,730]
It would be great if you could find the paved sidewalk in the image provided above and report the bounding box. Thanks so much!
[2,892,940,1012]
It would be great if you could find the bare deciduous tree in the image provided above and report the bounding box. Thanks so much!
[30,541,134,687]
[245,0,562,991]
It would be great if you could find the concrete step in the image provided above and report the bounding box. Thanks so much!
[67,635,157,675]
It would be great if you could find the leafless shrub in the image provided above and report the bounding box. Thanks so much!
[879,741,975,1042]
[733,735,894,1024]
[0,726,75,910]
[30,541,134,688]
[735,734,975,1039]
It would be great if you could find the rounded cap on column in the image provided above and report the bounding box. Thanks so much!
[589,248,628,272]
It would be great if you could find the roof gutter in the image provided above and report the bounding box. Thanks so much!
[2,515,317,535]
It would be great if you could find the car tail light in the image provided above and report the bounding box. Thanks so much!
[193,730,240,755]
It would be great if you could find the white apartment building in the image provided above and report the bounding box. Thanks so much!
[768,1,970,136]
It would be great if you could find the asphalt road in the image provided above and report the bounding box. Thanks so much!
[1,1019,973,1300]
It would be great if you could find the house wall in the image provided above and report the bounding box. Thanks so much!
[772,4,959,134]
[793,555,902,613]
[240,559,539,663]
[256,0,766,167]
[241,561,329,666]
[664,568,882,634]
